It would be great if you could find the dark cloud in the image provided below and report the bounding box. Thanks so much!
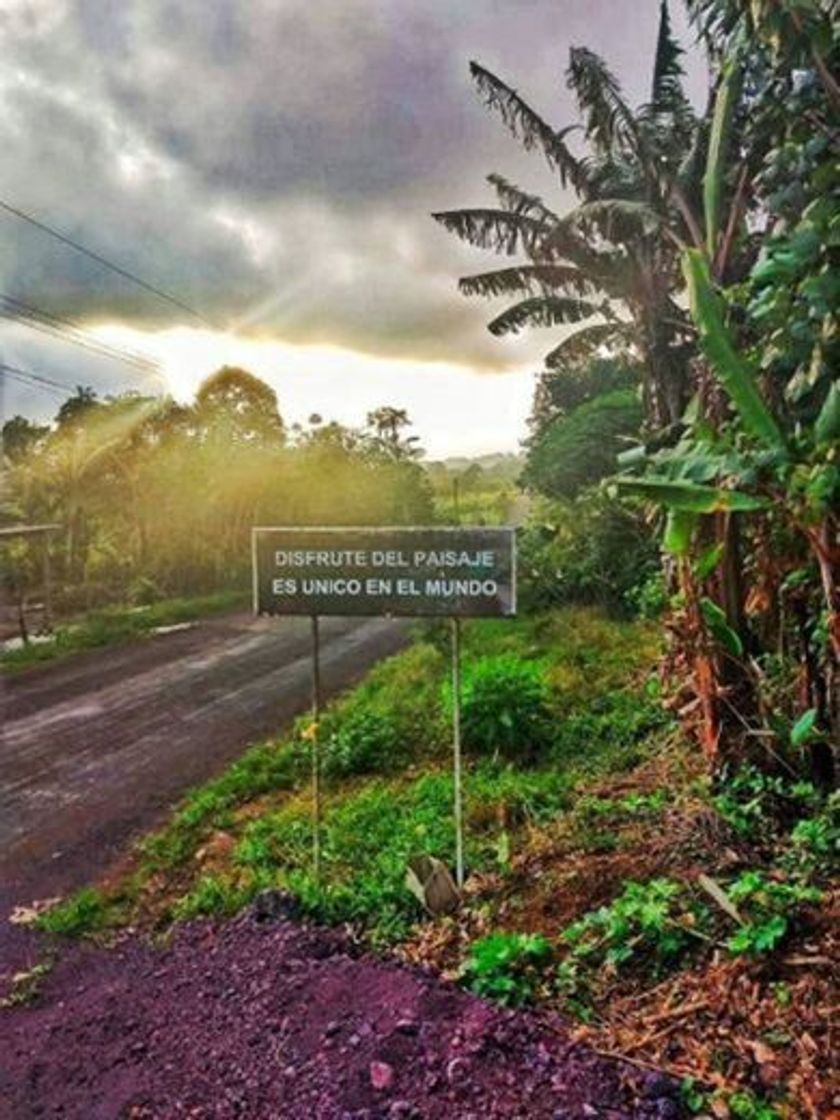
[0,0,707,383]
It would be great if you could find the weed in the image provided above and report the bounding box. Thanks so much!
[461,932,553,1007]
[36,888,108,937]
[712,766,820,842]
[552,690,670,771]
[681,1083,785,1119]
[171,874,255,921]
[725,870,822,956]
[319,642,447,776]
[785,791,839,878]
[561,879,710,979]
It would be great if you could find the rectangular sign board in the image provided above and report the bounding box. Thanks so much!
[253,526,516,618]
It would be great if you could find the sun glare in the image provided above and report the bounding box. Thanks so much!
[88,323,535,458]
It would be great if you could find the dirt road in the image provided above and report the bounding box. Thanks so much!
[0,613,408,912]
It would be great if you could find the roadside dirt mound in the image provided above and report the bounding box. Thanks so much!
[0,913,680,1119]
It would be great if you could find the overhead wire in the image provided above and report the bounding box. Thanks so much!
[0,198,218,330]
[0,294,163,380]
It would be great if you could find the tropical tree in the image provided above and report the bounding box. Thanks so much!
[433,1,702,430]
[365,406,423,459]
[194,366,285,445]
[617,0,839,772]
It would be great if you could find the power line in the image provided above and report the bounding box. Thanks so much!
[0,293,162,379]
[0,363,69,401]
[1,360,72,392]
[0,198,217,330]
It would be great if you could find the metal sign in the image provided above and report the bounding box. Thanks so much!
[252,524,517,891]
[253,526,516,619]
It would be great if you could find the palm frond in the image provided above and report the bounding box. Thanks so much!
[458,265,595,300]
[469,62,588,193]
[487,174,561,224]
[650,1,688,115]
[487,296,599,336]
[544,322,637,368]
[431,209,546,256]
[567,47,639,156]
[567,199,663,240]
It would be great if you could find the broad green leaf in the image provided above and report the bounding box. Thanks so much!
[815,382,840,444]
[704,56,741,256]
[682,250,786,451]
[791,708,817,747]
[664,509,697,555]
[695,542,725,580]
[616,476,768,513]
[700,597,744,657]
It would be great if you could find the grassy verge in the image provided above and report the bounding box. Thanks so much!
[0,590,248,673]
[34,605,835,1114]
[37,607,664,940]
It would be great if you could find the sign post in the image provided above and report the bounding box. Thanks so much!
[310,615,322,881]
[451,616,464,888]
[253,526,516,893]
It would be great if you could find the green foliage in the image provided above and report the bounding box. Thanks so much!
[788,793,840,874]
[552,688,670,771]
[624,569,668,619]
[319,643,446,776]
[446,653,553,762]
[576,789,667,825]
[682,1082,783,1120]
[726,870,822,956]
[562,878,706,974]
[37,888,108,937]
[518,492,659,615]
[527,358,637,439]
[522,389,642,501]
[711,765,819,842]
[172,874,253,921]
[461,932,553,1006]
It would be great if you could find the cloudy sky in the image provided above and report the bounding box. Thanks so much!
[0,0,706,456]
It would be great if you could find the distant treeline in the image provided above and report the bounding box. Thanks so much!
[1,369,433,614]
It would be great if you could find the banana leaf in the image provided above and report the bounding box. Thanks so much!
[682,250,786,451]
[615,476,768,513]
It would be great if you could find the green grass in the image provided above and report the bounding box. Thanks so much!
[37,607,669,943]
[36,887,109,936]
[0,590,248,672]
[232,761,577,944]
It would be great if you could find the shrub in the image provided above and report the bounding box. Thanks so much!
[461,932,553,1006]
[446,654,552,762]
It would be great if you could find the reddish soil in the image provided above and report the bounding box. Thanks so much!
[0,912,679,1119]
